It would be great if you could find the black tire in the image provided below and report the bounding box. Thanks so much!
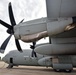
[54,69,61,72]
[65,69,72,73]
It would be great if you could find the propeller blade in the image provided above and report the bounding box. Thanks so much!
[19,19,24,24]
[0,3,23,53]
[8,2,16,26]
[0,19,12,29]
[33,42,36,46]
[30,42,36,49]
[31,50,37,57]
[15,39,23,52]
[31,42,37,57]
[0,34,12,50]
[31,50,34,57]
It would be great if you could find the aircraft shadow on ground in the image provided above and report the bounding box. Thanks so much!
[6,66,76,73]
[10,66,53,72]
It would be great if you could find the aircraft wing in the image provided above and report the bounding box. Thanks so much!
[46,0,76,18]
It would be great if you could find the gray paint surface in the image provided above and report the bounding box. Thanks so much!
[46,0,76,18]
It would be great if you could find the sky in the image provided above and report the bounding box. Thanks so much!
[0,0,49,54]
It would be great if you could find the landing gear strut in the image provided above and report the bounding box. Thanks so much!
[7,63,13,68]
[7,58,13,68]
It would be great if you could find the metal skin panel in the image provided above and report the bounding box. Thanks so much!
[47,18,72,36]
[14,17,73,42]
[38,56,52,66]
[14,17,47,39]
[35,44,76,55]
[15,18,47,35]
[51,37,76,44]
[1,50,45,66]
[46,0,76,18]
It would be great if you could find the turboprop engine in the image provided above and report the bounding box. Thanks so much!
[14,17,75,42]
[14,0,76,43]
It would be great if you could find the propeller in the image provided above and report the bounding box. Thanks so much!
[30,42,37,57]
[0,2,23,53]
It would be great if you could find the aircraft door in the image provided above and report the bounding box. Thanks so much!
[10,58,13,64]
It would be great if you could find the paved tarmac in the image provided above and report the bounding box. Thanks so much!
[0,61,76,75]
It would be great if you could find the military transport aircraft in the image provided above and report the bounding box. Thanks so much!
[0,49,52,69]
[0,0,76,72]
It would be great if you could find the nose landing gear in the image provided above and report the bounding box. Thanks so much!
[7,58,13,68]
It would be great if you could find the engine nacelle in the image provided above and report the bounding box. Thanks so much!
[38,56,52,67]
[47,18,72,36]
[14,17,73,42]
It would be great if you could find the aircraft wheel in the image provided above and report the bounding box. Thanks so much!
[65,69,72,73]
[54,69,61,72]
